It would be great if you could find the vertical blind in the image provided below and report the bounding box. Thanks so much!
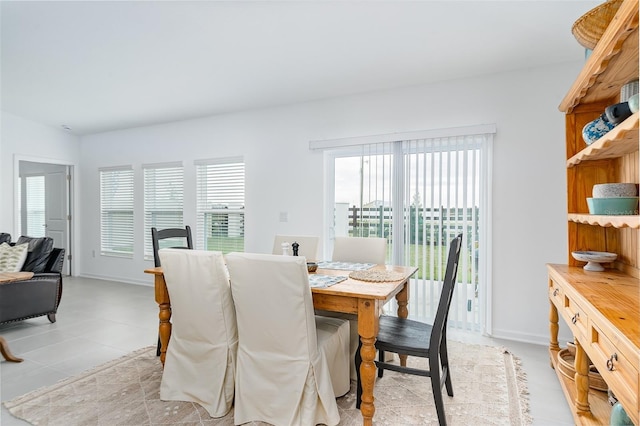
[402,135,484,331]
[195,157,245,253]
[143,162,184,260]
[328,127,493,332]
[100,166,134,257]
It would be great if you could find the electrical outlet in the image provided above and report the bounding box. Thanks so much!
[279,212,288,222]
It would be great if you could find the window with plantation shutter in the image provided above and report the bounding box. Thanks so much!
[195,157,245,253]
[143,162,184,260]
[100,166,134,257]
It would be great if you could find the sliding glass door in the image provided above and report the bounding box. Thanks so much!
[326,130,492,332]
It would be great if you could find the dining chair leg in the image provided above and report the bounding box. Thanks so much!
[355,340,362,409]
[440,341,454,396]
[429,354,448,426]
[377,349,385,378]
[156,335,161,356]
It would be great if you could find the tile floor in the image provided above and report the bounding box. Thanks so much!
[0,276,573,425]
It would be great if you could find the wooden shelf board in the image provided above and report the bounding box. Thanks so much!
[560,0,639,112]
[568,213,640,228]
[549,347,612,426]
[567,113,639,167]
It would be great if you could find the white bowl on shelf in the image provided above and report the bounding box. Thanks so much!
[571,251,617,271]
[592,183,637,198]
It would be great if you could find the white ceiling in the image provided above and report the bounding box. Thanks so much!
[1,1,599,136]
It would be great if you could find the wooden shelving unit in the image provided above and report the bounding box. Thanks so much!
[566,113,639,167]
[548,0,640,425]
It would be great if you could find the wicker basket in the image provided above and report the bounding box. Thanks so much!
[572,0,624,50]
[557,348,608,392]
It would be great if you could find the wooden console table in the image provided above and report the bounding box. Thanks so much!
[548,264,639,425]
[0,271,34,363]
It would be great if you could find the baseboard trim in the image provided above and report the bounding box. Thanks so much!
[490,328,573,347]
[78,273,151,287]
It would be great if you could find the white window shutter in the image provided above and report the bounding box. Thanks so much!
[100,167,134,257]
[195,157,245,253]
[143,163,184,260]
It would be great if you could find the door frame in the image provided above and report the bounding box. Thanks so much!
[13,155,77,276]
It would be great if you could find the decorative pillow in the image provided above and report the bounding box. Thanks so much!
[0,243,29,273]
[16,236,54,273]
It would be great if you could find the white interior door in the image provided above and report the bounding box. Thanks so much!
[19,161,71,275]
[45,168,69,275]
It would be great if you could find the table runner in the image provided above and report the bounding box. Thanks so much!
[316,261,375,271]
[308,274,347,288]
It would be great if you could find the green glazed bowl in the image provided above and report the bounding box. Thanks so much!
[587,197,639,215]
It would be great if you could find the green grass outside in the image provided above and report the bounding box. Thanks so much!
[206,237,244,253]
[401,243,474,284]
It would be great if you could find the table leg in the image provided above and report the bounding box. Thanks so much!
[154,274,172,366]
[0,336,23,362]
[396,281,409,367]
[358,298,378,426]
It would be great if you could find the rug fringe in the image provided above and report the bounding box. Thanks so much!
[503,348,534,425]
[3,345,157,410]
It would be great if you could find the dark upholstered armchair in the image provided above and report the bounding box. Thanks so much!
[0,235,65,324]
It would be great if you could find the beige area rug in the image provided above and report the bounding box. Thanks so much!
[4,341,532,425]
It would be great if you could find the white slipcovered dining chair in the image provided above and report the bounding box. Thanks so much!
[272,234,319,261]
[327,236,388,379]
[226,252,349,426]
[331,236,386,265]
[158,248,238,418]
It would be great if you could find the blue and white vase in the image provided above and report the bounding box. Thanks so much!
[582,113,615,145]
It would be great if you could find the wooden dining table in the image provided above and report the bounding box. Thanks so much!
[144,262,417,426]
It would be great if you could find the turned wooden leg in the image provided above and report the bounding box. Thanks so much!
[358,299,378,426]
[549,299,559,368]
[0,336,23,363]
[154,274,172,366]
[158,302,172,365]
[574,339,590,414]
[396,281,409,367]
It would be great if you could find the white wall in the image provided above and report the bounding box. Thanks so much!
[0,112,80,244]
[77,61,579,344]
